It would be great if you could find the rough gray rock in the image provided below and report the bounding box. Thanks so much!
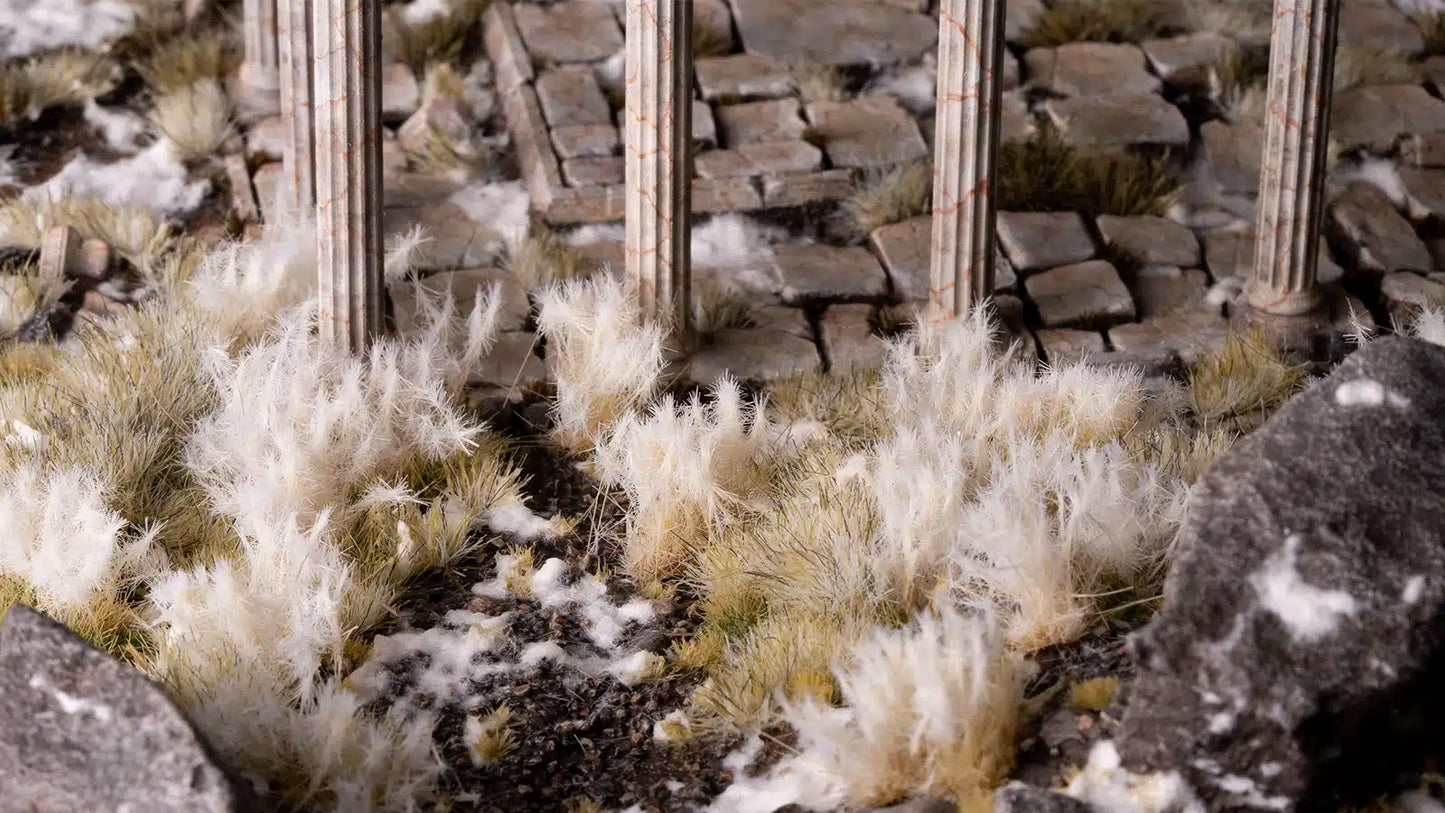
[0,604,257,812]
[1115,335,1445,810]
[995,783,1092,813]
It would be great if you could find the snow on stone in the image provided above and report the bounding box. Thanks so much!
[1334,378,1411,409]
[26,139,209,217]
[1404,575,1427,605]
[705,735,848,813]
[1250,534,1358,643]
[1,0,140,58]
[1215,774,1290,810]
[398,0,451,25]
[344,609,511,706]
[447,181,531,254]
[1065,740,1206,813]
[28,672,113,722]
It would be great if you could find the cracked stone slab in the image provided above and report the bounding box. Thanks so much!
[693,100,718,149]
[1381,271,1445,326]
[761,169,855,208]
[477,331,546,392]
[1331,84,1445,153]
[731,0,936,67]
[1044,92,1189,150]
[689,323,821,385]
[382,204,509,272]
[1202,228,1344,285]
[562,157,624,186]
[381,63,420,123]
[1023,42,1160,97]
[1126,266,1218,321]
[716,99,808,146]
[695,53,795,101]
[1201,120,1264,197]
[1035,327,1106,366]
[1402,130,1445,168]
[551,124,619,159]
[535,65,612,128]
[1400,166,1445,219]
[390,268,531,334]
[776,244,889,304]
[819,303,889,372]
[693,176,765,214]
[1108,313,1229,366]
[512,1,623,64]
[695,141,823,179]
[870,215,1017,304]
[805,96,929,170]
[1096,214,1201,268]
[1140,33,1241,84]
[1327,181,1434,275]
[1024,260,1136,328]
[996,211,1096,273]
[1337,0,1425,53]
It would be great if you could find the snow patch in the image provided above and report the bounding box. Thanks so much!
[29,672,114,722]
[83,100,149,154]
[1065,740,1206,813]
[1404,575,1427,605]
[26,139,209,217]
[482,499,569,541]
[1250,534,1358,643]
[1,0,140,58]
[398,0,451,25]
[447,181,531,253]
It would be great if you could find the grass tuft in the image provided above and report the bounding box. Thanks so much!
[838,159,934,242]
[466,704,520,768]
[995,126,1181,216]
[136,28,240,94]
[792,61,848,104]
[384,2,488,77]
[1187,327,1310,422]
[1418,11,1445,57]
[147,79,235,162]
[506,224,596,291]
[1019,0,1169,49]
[1,50,122,127]
[692,16,732,58]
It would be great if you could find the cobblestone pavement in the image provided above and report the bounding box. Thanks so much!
[237,0,1445,396]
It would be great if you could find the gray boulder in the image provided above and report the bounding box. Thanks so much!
[995,783,1092,812]
[0,604,258,812]
[1115,336,1445,809]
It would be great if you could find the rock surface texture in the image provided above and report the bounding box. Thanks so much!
[0,605,256,812]
[1114,336,1445,810]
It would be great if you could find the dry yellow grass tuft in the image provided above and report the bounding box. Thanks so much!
[1,50,121,126]
[1187,326,1310,421]
[1020,0,1169,49]
[792,60,848,104]
[839,158,934,241]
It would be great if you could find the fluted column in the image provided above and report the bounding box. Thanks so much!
[624,0,694,353]
[239,0,281,107]
[1246,0,1340,316]
[928,0,1006,321]
[278,0,316,213]
[312,0,385,352]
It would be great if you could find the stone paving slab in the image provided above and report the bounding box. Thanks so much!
[730,0,936,67]
[870,215,1018,304]
[1025,260,1137,328]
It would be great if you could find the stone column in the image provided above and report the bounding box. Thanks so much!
[278,0,315,213]
[312,0,385,352]
[928,0,1007,321]
[624,0,694,353]
[239,0,281,107]
[1246,0,1340,316]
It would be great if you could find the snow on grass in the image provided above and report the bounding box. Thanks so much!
[1250,534,1359,643]
[482,498,572,542]
[82,99,149,154]
[25,139,209,218]
[0,0,141,58]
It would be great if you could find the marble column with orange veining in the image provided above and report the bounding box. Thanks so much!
[624,0,694,350]
[928,0,1007,321]
[240,0,281,105]
[312,0,385,352]
[278,0,316,213]
[1247,0,1340,316]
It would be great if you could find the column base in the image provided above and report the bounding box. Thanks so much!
[1231,283,1374,367]
[233,67,281,120]
[1244,277,1325,317]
